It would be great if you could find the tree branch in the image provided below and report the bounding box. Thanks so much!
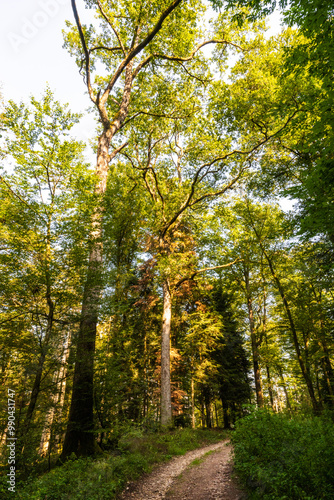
[71,0,96,103]
[100,0,184,103]
[89,45,124,54]
[132,39,241,80]
[108,141,129,162]
[160,106,301,239]
[96,0,127,56]
[152,39,242,64]
[120,107,197,130]
[174,258,241,289]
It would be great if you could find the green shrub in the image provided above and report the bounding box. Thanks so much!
[232,410,334,499]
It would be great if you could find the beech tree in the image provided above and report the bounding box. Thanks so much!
[61,0,201,457]
[121,118,262,424]
[119,22,306,424]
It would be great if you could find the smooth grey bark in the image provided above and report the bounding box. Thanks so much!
[191,375,196,429]
[161,280,172,426]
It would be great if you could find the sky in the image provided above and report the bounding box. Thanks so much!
[1,0,96,143]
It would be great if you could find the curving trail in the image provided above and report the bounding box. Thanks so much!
[119,440,246,500]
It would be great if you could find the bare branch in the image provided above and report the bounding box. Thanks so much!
[174,258,241,289]
[132,55,154,79]
[71,0,96,103]
[108,141,129,162]
[176,60,211,83]
[151,39,242,64]
[96,0,126,55]
[120,107,198,130]
[89,45,124,54]
[189,165,248,207]
[120,150,144,172]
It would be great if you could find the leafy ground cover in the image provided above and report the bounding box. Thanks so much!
[232,410,334,499]
[1,428,227,500]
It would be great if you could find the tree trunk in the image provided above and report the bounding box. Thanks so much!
[310,284,334,401]
[20,225,54,444]
[39,331,71,456]
[321,355,334,404]
[61,133,109,458]
[267,260,319,412]
[316,369,323,405]
[317,329,334,404]
[245,270,264,407]
[221,399,230,429]
[262,278,274,409]
[200,396,205,428]
[39,376,57,457]
[161,280,172,426]
[60,219,103,457]
[61,62,134,459]
[214,402,219,428]
[266,364,275,409]
[320,349,334,402]
[204,387,212,428]
[191,375,196,429]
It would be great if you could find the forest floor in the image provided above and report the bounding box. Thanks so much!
[119,440,246,500]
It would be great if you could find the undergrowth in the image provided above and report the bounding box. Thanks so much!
[1,428,227,500]
[232,409,334,500]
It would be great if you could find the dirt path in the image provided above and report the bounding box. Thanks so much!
[119,440,246,500]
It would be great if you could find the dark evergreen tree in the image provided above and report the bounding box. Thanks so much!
[211,287,251,428]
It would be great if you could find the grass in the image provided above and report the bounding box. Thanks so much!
[188,449,215,468]
[232,409,334,500]
[2,428,228,500]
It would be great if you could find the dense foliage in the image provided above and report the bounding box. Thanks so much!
[232,410,334,499]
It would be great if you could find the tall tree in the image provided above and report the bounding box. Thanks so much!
[0,89,92,462]
[61,0,206,457]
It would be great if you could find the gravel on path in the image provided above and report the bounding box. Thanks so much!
[119,440,246,500]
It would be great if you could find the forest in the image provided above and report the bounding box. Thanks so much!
[1,0,334,498]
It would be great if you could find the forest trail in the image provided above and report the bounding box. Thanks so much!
[119,440,246,500]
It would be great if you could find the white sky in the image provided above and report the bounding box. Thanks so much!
[1,0,96,144]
